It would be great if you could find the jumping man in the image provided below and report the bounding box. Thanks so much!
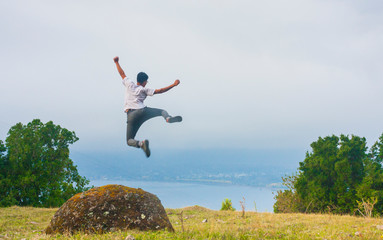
[113,56,182,157]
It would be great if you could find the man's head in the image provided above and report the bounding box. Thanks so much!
[137,72,148,86]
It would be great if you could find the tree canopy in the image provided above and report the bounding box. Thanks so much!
[0,119,90,207]
[274,133,383,216]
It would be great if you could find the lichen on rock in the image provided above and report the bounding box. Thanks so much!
[45,184,174,234]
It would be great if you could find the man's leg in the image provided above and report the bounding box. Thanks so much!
[126,109,146,147]
[140,107,168,121]
[126,107,182,157]
[143,107,182,123]
[126,109,151,157]
[128,107,181,145]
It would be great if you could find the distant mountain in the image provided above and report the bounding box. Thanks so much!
[71,148,302,188]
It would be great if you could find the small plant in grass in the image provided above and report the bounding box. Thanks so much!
[356,197,378,218]
[240,197,246,217]
[221,198,235,211]
[178,210,185,232]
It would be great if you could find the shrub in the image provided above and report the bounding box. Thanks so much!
[221,198,236,211]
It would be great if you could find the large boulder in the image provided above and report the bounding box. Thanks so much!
[45,184,174,234]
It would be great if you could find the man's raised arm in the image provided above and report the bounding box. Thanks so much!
[113,56,126,79]
[154,80,180,94]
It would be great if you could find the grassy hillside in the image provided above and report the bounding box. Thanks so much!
[1,206,383,239]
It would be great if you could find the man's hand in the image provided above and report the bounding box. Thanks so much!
[113,56,126,79]
[154,80,180,94]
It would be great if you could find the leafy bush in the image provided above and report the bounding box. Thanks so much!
[221,198,235,211]
[273,174,305,213]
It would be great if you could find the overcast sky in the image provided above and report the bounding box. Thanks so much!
[1,0,382,154]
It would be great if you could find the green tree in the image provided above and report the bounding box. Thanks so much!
[295,135,340,212]
[272,135,368,214]
[0,119,90,207]
[0,140,17,206]
[333,135,366,213]
[356,133,383,214]
[274,133,383,215]
[295,135,366,213]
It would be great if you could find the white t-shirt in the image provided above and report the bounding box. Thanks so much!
[122,77,155,111]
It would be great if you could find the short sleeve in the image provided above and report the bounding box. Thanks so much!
[145,88,155,96]
[122,77,132,86]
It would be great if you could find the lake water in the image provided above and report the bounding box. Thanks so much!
[91,180,277,213]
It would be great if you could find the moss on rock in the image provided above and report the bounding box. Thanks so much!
[45,184,174,234]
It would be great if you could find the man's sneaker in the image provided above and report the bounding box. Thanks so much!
[141,140,150,158]
[166,116,182,123]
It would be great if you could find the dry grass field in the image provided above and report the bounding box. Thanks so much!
[1,206,383,239]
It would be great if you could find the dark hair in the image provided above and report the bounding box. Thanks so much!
[137,72,148,84]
